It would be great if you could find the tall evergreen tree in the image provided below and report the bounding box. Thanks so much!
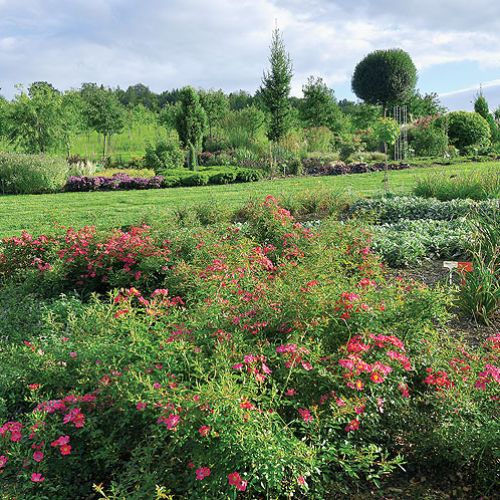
[474,91,498,142]
[175,87,207,170]
[260,27,293,141]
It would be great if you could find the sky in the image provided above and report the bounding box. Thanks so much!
[1,0,500,110]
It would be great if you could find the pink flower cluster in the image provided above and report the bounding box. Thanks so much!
[276,344,313,371]
[228,471,248,491]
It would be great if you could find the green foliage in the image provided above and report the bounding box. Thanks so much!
[3,83,66,153]
[338,100,382,131]
[303,126,334,153]
[199,89,230,140]
[260,27,294,141]
[348,196,497,223]
[414,167,500,201]
[406,91,446,119]
[0,153,68,194]
[80,83,126,156]
[118,83,159,111]
[460,207,499,324]
[300,76,344,133]
[175,87,207,170]
[446,111,491,154]
[408,119,448,157]
[1,198,466,498]
[352,49,417,110]
[391,333,499,491]
[474,93,499,143]
[373,117,400,147]
[371,219,469,267]
[144,135,185,173]
[220,106,268,151]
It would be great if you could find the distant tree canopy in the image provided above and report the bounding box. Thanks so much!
[300,76,344,132]
[407,91,446,119]
[117,83,159,111]
[352,49,417,113]
[260,27,294,141]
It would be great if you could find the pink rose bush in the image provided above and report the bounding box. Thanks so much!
[0,197,497,498]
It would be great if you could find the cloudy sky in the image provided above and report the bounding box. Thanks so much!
[1,0,500,110]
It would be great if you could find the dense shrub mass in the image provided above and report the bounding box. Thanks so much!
[0,197,498,498]
[65,167,264,192]
[0,153,69,194]
[446,111,491,154]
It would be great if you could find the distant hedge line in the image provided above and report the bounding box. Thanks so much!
[65,167,265,192]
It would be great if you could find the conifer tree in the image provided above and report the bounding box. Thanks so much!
[260,27,293,141]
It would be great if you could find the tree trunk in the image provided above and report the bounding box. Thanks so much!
[383,142,389,193]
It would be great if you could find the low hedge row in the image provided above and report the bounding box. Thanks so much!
[348,196,499,223]
[304,161,412,176]
[65,167,265,192]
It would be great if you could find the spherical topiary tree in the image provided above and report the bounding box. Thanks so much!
[446,111,491,154]
[352,49,417,114]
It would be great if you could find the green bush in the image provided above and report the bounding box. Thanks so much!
[0,197,497,498]
[408,121,448,157]
[144,137,185,173]
[0,153,68,194]
[235,168,265,183]
[180,172,209,186]
[207,169,238,184]
[446,111,491,154]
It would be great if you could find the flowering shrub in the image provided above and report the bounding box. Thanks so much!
[65,173,165,192]
[0,196,495,498]
[0,225,171,294]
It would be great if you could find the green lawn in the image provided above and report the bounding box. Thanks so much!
[1,161,498,237]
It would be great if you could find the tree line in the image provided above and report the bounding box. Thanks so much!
[0,27,446,159]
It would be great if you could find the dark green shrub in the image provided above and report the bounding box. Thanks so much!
[208,170,238,184]
[447,111,491,154]
[180,172,209,186]
[409,121,448,157]
[235,168,265,182]
[0,153,68,194]
[144,137,184,173]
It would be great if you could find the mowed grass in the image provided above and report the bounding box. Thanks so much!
[1,161,498,237]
